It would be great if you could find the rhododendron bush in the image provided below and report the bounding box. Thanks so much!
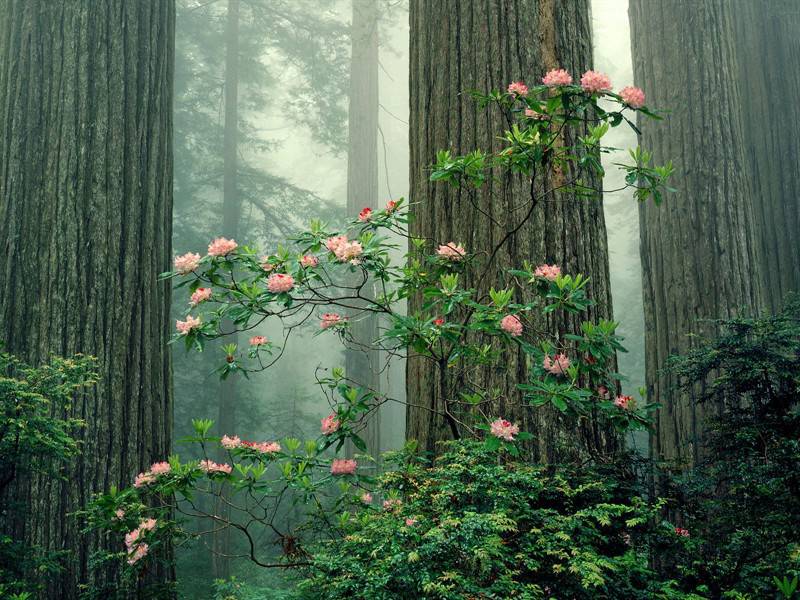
[89,74,677,593]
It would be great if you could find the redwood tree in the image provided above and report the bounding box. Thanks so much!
[0,1,175,596]
[629,0,766,466]
[407,0,615,461]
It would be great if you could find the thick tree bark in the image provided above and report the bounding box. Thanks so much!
[732,0,800,311]
[346,0,381,459]
[629,0,766,467]
[212,0,239,582]
[407,0,616,462]
[0,0,174,597]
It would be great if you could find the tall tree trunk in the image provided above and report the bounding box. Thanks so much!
[407,0,616,462]
[629,0,766,468]
[212,0,239,581]
[732,0,800,311]
[0,1,174,597]
[346,0,381,459]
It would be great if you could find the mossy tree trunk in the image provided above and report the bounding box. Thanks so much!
[629,0,767,468]
[0,0,175,597]
[407,0,616,462]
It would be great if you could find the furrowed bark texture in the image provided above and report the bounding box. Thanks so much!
[733,0,800,311]
[629,0,766,467]
[346,0,381,458]
[408,0,616,462]
[0,1,175,597]
[212,0,239,581]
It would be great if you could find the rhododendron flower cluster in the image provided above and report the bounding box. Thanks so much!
[580,70,613,93]
[675,527,690,537]
[124,518,156,565]
[360,492,373,504]
[385,199,398,213]
[542,68,572,86]
[437,242,465,261]
[433,317,445,326]
[321,313,342,329]
[174,252,201,274]
[619,85,646,108]
[358,207,373,221]
[330,459,357,476]
[524,108,546,120]
[321,413,341,434]
[189,287,212,306]
[249,336,267,346]
[490,418,520,441]
[614,395,633,410]
[241,440,281,453]
[500,314,523,337]
[534,264,561,281]
[300,254,319,268]
[221,434,241,449]
[133,461,171,488]
[260,257,274,271]
[207,237,238,257]
[543,353,571,375]
[176,315,201,335]
[199,459,232,474]
[507,81,528,96]
[267,273,295,293]
[405,518,417,527]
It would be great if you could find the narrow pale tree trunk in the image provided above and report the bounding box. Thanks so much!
[0,1,174,597]
[629,0,766,468]
[213,0,239,581]
[407,0,616,462]
[732,0,800,311]
[346,0,381,459]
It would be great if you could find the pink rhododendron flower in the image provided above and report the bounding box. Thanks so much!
[300,254,319,268]
[614,395,637,410]
[543,353,571,375]
[334,240,363,262]
[619,85,645,108]
[189,287,212,306]
[490,418,520,441]
[321,413,341,435]
[321,313,342,329]
[433,317,445,327]
[360,492,373,504]
[358,207,373,221]
[500,314,523,337]
[267,273,295,293]
[176,315,201,335]
[534,263,561,281]
[386,199,398,213]
[149,462,171,476]
[124,527,141,549]
[139,518,157,532]
[133,472,155,488]
[325,235,348,254]
[542,68,572,86]
[127,543,149,565]
[260,257,275,272]
[675,527,690,537]
[507,81,529,96]
[383,498,402,510]
[207,237,238,256]
[405,518,417,527]
[114,509,125,520]
[244,441,281,454]
[249,335,267,346]
[199,459,232,474]
[330,459,357,476]
[221,435,241,449]
[174,252,201,274]
[437,242,465,261]
[524,108,546,120]
[580,70,612,93]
